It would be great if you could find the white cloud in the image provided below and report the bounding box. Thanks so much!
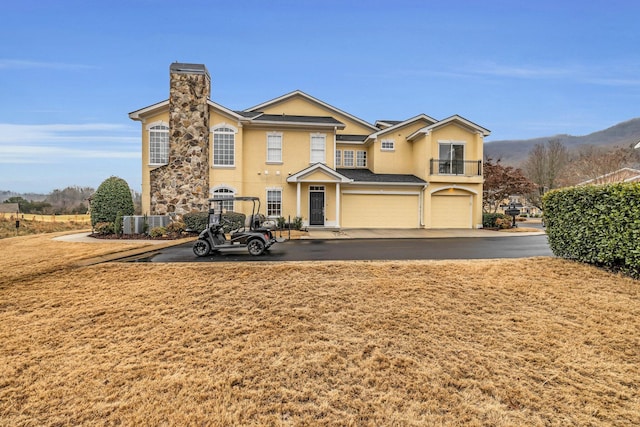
[0,122,139,163]
[469,61,576,79]
[0,123,137,144]
[0,145,139,163]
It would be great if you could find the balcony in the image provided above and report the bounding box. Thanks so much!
[430,159,482,176]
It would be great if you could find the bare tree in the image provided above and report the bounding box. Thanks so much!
[523,139,569,191]
[523,139,569,209]
[563,145,640,185]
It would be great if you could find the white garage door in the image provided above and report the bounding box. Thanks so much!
[431,195,472,228]
[342,194,419,228]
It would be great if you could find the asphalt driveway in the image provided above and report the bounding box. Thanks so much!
[142,234,552,263]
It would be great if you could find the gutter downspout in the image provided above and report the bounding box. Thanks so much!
[420,183,429,227]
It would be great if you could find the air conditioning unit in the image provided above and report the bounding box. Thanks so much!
[122,215,170,234]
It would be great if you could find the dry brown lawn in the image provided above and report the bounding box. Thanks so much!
[0,233,638,426]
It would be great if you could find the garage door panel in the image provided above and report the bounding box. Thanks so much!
[342,194,419,228]
[431,195,471,228]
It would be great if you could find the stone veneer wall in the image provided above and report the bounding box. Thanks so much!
[150,64,211,215]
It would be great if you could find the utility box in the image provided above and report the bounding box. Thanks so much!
[122,215,170,234]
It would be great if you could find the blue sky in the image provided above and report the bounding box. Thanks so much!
[2,0,640,193]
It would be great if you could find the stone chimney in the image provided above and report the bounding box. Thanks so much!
[150,63,211,215]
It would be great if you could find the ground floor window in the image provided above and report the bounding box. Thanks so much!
[211,187,235,212]
[266,188,282,217]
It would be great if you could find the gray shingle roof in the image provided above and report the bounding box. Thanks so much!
[252,114,344,126]
[336,134,368,142]
[337,169,426,184]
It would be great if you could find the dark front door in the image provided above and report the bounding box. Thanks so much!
[309,191,324,225]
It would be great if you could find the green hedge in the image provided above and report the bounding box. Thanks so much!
[90,176,135,226]
[183,211,246,233]
[483,212,510,229]
[543,183,640,278]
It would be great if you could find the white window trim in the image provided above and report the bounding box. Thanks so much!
[356,150,367,168]
[381,139,395,151]
[146,120,170,166]
[266,187,283,217]
[266,132,283,164]
[343,150,355,167]
[310,133,326,164]
[211,185,237,212]
[335,149,342,167]
[211,123,238,168]
[437,140,467,175]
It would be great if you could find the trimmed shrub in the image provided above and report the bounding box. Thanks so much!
[90,177,135,227]
[166,220,186,234]
[483,212,510,229]
[183,212,209,232]
[114,211,123,236]
[183,211,246,233]
[543,183,640,278]
[94,222,115,235]
[223,212,246,233]
[293,216,303,230]
[149,226,166,238]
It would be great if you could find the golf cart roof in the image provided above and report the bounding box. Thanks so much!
[209,196,260,202]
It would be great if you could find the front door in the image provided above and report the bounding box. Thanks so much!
[309,190,325,226]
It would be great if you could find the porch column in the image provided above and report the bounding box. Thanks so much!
[335,182,340,228]
[296,182,301,217]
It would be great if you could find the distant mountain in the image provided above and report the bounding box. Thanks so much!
[484,117,640,167]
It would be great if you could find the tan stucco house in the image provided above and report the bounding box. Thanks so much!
[129,63,490,229]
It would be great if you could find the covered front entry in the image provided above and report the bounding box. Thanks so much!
[431,194,472,228]
[342,193,420,228]
[286,163,353,228]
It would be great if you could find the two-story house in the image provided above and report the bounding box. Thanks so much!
[129,63,490,229]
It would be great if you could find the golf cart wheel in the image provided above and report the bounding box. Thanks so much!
[247,238,266,256]
[193,239,211,257]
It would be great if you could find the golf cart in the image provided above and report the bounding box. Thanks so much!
[193,196,283,257]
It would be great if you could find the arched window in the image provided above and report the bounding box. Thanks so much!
[211,186,235,212]
[212,125,236,167]
[147,122,169,165]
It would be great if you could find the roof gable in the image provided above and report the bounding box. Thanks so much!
[366,114,438,142]
[407,114,491,141]
[129,99,245,122]
[246,90,378,134]
[286,163,353,183]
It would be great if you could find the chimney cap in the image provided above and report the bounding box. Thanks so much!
[170,62,209,75]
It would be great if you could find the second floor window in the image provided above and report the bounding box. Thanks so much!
[356,151,367,167]
[335,149,341,167]
[149,123,169,165]
[310,133,326,163]
[267,132,282,163]
[381,140,395,151]
[343,150,354,167]
[439,142,465,174]
[213,126,235,166]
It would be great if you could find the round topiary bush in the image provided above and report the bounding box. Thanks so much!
[90,176,135,227]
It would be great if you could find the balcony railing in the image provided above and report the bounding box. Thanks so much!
[430,159,482,176]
